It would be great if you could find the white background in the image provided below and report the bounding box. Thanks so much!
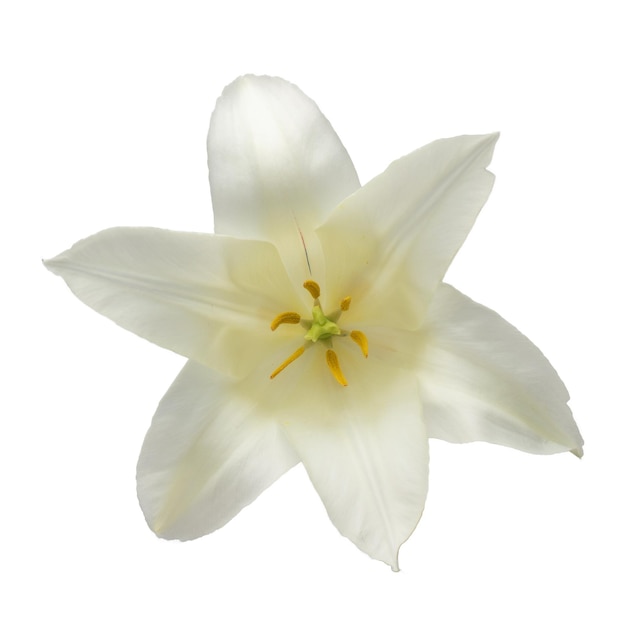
[2,1,624,624]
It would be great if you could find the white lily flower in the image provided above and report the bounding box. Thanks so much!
[45,75,583,570]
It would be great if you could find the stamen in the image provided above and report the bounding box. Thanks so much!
[270,311,301,331]
[303,280,321,299]
[326,349,348,386]
[270,346,306,379]
[349,330,369,358]
[269,284,365,385]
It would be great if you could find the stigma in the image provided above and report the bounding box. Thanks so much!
[269,280,368,386]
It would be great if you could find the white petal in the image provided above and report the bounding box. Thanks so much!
[208,75,360,285]
[317,134,498,329]
[45,227,300,378]
[137,360,300,539]
[276,355,429,570]
[417,284,584,456]
[196,302,429,568]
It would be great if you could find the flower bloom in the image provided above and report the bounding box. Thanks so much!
[46,75,583,570]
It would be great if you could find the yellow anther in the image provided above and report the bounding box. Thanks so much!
[340,296,352,311]
[270,311,301,331]
[326,349,348,386]
[270,346,306,379]
[349,330,369,358]
[303,279,321,299]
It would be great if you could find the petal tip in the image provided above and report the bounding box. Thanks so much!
[42,254,64,276]
[479,131,500,157]
[571,446,584,459]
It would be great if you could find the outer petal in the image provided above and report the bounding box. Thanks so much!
[275,354,428,570]
[137,360,300,539]
[417,284,584,456]
[45,227,301,378]
[208,75,360,285]
[317,134,498,329]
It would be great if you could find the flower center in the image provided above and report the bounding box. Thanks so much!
[304,306,341,342]
[269,280,368,386]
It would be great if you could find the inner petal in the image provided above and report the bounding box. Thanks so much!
[207,75,361,286]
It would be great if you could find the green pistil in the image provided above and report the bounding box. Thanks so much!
[304,305,342,342]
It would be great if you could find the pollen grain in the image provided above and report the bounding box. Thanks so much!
[326,349,348,386]
[303,279,321,300]
[270,311,301,331]
[270,346,306,379]
[349,330,369,358]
